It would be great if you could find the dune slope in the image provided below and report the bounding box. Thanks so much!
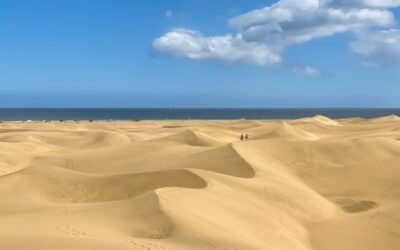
[0,118,400,249]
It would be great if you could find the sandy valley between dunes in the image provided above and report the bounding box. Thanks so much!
[0,116,400,250]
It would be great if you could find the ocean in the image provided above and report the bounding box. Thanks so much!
[0,108,399,121]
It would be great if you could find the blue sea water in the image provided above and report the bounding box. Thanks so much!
[0,108,399,121]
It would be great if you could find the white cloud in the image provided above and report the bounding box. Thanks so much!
[228,0,394,45]
[351,29,400,65]
[323,0,400,8]
[153,29,281,65]
[352,0,400,8]
[165,10,173,18]
[153,0,400,67]
[293,66,321,77]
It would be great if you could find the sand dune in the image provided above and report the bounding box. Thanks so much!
[0,117,400,249]
[293,115,341,127]
[152,129,222,147]
[244,121,318,140]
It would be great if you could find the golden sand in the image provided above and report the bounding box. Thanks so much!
[0,116,400,249]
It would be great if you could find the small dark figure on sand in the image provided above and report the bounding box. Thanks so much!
[240,134,244,141]
[245,134,249,140]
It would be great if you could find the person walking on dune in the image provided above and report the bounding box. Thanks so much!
[245,134,249,140]
[240,134,244,141]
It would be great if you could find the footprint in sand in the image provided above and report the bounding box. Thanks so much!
[336,198,377,213]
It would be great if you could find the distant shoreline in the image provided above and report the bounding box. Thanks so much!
[0,115,399,123]
[0,108,400,121]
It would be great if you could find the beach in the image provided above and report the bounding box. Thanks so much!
[0,116,399,250]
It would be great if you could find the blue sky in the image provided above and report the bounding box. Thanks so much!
[0,0,400,108]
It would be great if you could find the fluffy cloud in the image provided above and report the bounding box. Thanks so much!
[229,0,394,45]
[350,0,400,8]
[351,29,400,65]
[153,0,400,67]
[324,0,400,8]
[153,29,281,65]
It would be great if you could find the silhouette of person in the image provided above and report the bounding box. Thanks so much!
[245,134,249,140]
[240,134,244,141]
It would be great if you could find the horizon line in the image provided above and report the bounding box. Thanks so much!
[1,107,400,110]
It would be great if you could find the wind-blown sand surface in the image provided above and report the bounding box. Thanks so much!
[0,116,400,250]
